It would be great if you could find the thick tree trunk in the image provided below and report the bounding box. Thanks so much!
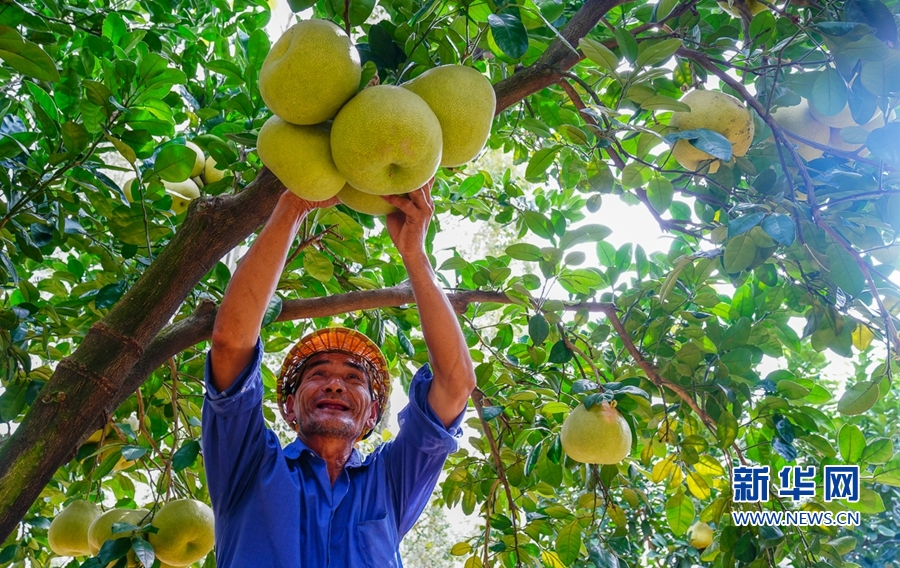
[0,0,620,540]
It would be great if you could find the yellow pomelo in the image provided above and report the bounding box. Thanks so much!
[204,156,226,184]
[337,184,400,215]
[148,499,215,567]
[164,179,201,215]
[687,521,714,549]
[402,65,496,167]
[85,429,105,444]
[87,508,149,555]
[670,90,754,172]
[718,0,767,17]
[185,142,205,178]
[257,116,345,201]
[560,400,632,464]
[770,99,830,161]
[48,500,101,557]
[331,85,442,195]
[123,179,138,203]
[259,20,361,125]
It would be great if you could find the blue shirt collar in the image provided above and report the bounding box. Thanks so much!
[283,437,366,468]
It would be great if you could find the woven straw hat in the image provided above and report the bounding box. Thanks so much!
[277,327,390,439]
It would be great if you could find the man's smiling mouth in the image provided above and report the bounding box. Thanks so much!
[316,401,350,411]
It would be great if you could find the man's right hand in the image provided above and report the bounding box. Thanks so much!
[209,189,339,392]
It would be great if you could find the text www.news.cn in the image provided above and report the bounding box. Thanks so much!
[731,510,860,527]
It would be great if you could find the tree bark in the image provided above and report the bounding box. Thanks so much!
[0,0,622,540]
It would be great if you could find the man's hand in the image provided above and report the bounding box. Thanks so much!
[381,178,435,259]
[281,190,341,215]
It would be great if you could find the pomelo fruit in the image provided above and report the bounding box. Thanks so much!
[148,499,215,567]
[331,85,442,195]
[402,65,496,166]
[770,99,830,161]
[257,116,345,201]
[48,500,101,557]
[670,90,755,172]
[560,400,632,464]
[337,184,401,215]
[259,20,361,125]
[687,521,714,548]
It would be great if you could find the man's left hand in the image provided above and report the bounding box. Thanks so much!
[381,178,435,259]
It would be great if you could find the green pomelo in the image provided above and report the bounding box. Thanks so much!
[185,141,205,178]
[337,184,401,215]
[148,499,215,567]
[204,156,226,184]
[331,85,442,195]
[403,65,496,167]
[164,179,201,214]
[257,116,345,201]
[87,508,149,555]
[670,90,755,172]
[260,20,361,125]
[560,401,632,464]
[770,99,830,161]
[688,521,714,548]
[48,500,101,557]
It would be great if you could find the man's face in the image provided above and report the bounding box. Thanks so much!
[285,352,378,442]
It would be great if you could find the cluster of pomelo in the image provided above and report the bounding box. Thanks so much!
[257,19,496,215]
[123,142,227,214]
[48,499,214,566]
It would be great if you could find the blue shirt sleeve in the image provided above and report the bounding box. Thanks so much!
[201,338,276,513]
[383,365,465,537]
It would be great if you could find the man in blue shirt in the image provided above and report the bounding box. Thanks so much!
[202,180,476,567]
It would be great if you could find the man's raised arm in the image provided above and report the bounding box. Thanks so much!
[209,191,337,393]
[382,182,476,427]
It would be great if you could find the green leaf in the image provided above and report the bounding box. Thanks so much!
[646,175,673,213]
[61,121,90,154]
[262,295,283,327]
[245,29,271,72]
[131,538,155,568]
[304,251,334,282]
[578,38,618,74]
[837,381,879,415]
[716,411,738,449]
[525,146,560,180]
[723,235,757,273]
[826,244,865,296]
[587,545,620,568]
[867,123,900,166]
[506,243,543,261]
[727,212,766,238]
[665,490,695,536]
[95,281,127,309]
[555,521,582,565]
[838,423,866,463]
[811,68,848,117]
[0,382,28,422]
[613,26,638,64]
[487,12,529,59]
[287,0,318,11]
[640,95,691,112]
[548,340,573,363]
[559,224,612,250]
[450,542,473,556]
[120,445,146,461]
[154,144,195,182]
[666,129,733,161]
[635,39,681,69]
[847,487,885,514]
[172,440,200,472]
[523,211,554,239]
[528,314,550,345]
[761,214,795,246]
[621,162,647,189]
[481,406,504,421]
[860,437,893,464]
[0,26,60,82]
[98,537,132,564]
